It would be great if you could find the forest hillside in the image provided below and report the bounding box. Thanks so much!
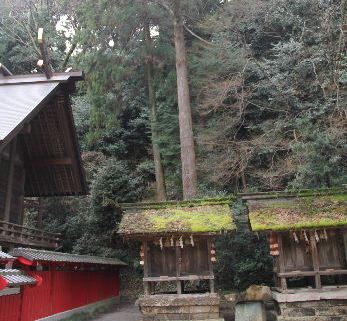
[1,0,346,290]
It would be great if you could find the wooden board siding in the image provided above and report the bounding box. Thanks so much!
[143,237,214,295]
[317,230,346,269]
[281,233,313,272]
[0,139,25,225]
[181,240,209,276]
[148,239,209,278]
[275,230,347,290]
[149,243,176,277]
[0,156,9,219]
[10,161,25,225]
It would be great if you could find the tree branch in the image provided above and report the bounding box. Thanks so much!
[61,42,77,70]
[183,23,212,46]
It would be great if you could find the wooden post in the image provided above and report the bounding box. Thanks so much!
[310,231,321,289]
[207,238,215,293]
[176,244,182,294]
[277,233,287,290]
[4,138,17,222]
[37,28,53,79]
[342,229,347,263]
[143,240,150,296]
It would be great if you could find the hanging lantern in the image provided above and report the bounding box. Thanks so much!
[140,245,145,265]
[210,242,217,263]
[269,232,279,256]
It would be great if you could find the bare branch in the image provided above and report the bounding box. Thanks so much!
[183,23,212,46]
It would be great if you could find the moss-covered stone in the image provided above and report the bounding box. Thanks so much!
[248,193,347,231]
[118,201,235,235]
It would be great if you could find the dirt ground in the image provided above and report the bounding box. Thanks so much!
[93,302,140,321]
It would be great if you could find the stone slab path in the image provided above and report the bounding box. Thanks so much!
[93,302,140,321]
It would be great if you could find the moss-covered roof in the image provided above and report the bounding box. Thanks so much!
[118,198,236,236]
[248,191,347,231]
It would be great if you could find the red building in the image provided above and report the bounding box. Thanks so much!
[0,67,126,320]
[0,248,125,321]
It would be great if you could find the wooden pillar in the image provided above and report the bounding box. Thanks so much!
[277,233,287,290]
[176,244,182,294]
[143,240,150,296]
[4,138,17,222]
[342,229,347,263]
[309,231,321,289]
[207,238,215,293]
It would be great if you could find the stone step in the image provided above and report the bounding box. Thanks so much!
[277,316,347,321]
[280,305,347,317]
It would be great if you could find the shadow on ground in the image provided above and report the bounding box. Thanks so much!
[92,302,140,321]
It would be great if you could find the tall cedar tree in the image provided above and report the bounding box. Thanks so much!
[144,19,167,201]
[172,0,198,199]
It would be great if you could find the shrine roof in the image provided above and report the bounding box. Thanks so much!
[118,198,236,236]
[247,188,347,232]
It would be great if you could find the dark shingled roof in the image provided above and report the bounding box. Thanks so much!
[10,248,126,266]
[0,72,83,143]
[0,72,87,196]
[248,189,347,231]
[0,269,37,287]
[118,198,236,236]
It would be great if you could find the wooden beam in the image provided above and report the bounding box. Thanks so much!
[310,231,322,289]
[143,240,149,296]
[37,28,53,79]
[143,275,214,282]
[176,244,182,294]
[207,239,215,293]
[4,138,17,222]
[278,269,347,277]
[277,233,287,290]
[342,228,347,263]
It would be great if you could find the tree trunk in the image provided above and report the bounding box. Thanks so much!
[173,6,198,200]
[144,21,167,201]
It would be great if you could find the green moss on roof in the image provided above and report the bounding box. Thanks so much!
[118,201,235,235]
[120,197,236,210]
[249,193,347,231]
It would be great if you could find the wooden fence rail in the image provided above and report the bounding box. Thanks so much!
[0,220,60,249]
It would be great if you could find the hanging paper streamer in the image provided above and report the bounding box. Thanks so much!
[179,236,183,249]
[293,231,299,243]
[303,231,309,244]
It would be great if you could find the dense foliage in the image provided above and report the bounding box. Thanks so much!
[3,0,347,291]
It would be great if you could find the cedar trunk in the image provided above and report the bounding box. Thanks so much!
[174,11,198,200]
[144,22,167,201]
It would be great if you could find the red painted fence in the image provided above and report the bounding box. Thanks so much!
[0,270,120,321]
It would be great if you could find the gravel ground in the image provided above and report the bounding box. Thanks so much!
[92,302,140,321]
